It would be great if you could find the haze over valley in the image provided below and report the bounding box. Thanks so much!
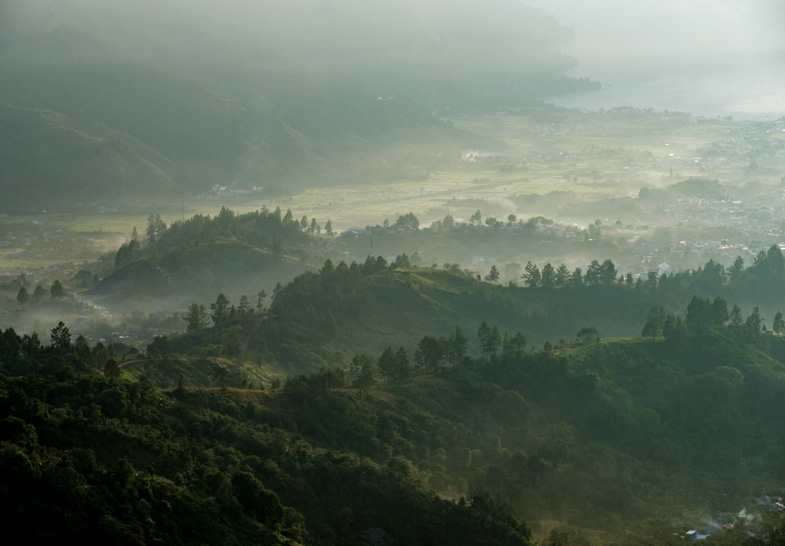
[2,1,785,544]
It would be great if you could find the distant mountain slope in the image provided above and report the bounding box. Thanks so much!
[0,103,176,205]
[0,0,593,207]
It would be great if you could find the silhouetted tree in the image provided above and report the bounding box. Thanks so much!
[642,307,666,339]
[485,265,500,283]
[185,304,208,333]
[415,336,444,371]
[104,358,121,380]
[32,284,47,303]
[50,280,65,299]
[211,294,231,324]
[50,321,71,352]
[16,286,28,304]
[541,263,555,287]
[522,262,541,287]
[256,290,267,313]
[502,332,527,360]
[775,311,785,335]
[377,347,397,385]
[478,322,501,358]
[576,326,599,344]
[446,326,468,365]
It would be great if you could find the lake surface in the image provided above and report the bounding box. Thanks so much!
[549,54,785,120]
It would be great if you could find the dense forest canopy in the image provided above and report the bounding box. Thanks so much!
[6,274,785,543]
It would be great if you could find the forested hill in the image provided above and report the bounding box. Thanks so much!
[0,0,594,208]
[90,207,327,308]
[5,297,785,543]
[134,243,785,380]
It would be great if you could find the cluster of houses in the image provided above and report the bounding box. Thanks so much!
[680,489,785,541]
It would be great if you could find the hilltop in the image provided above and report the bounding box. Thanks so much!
[143,243,785,377]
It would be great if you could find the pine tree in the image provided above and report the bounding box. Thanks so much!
[729,305,744,333]
[570,267,585,287]
[478,322,501,358]
[522,262,541,287]
[774,311,785,334]
[395,347,411,381]
[377,347,397,385]
[74,335,94,366]
[744,306,763,340]
[32,284,47,303]
[325,219,333,237]
[415,336,444,371]
[238,295,251,316]
[485,265,500,283]
[16,286,29,304]
[50,280,65,299]
[555,264,570,286]
[50,321,71,352]
[210,294,230,324]
[585,260,601,285]
[502,332,527,360]
[256,290,267,313]
[184,304,208,333]
[349,355,375,397]
[154,214,167,236]
[446,326,468,365]
[599,259,617,285]
[541,263,555,287]
[641,307,666,339]
[146,214,157,244]
[729,255,745,282]
[104,358,121,380]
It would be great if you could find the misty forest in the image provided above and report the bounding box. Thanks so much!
[2,0,785,544]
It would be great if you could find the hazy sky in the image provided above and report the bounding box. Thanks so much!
[524,0,785,117]
[525,0,784,67]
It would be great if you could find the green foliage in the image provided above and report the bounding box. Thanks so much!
[394,212,420,230]
[641,306,666,338]
[50,321,71,352]
[16,286,29,305]
[50,280,66,299]
[210,294,231,325]
[478,321,502,358]
[0,344,534,545]
[184,304,208,333]
[486,265,500,283]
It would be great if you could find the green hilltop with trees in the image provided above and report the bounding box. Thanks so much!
[92,207,330,306]
[6,272,785,542]
[126,242,785,385]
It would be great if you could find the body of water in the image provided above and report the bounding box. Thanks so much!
[550,53,785,120]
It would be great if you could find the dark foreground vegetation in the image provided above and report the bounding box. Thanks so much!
[7,253,785,543]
